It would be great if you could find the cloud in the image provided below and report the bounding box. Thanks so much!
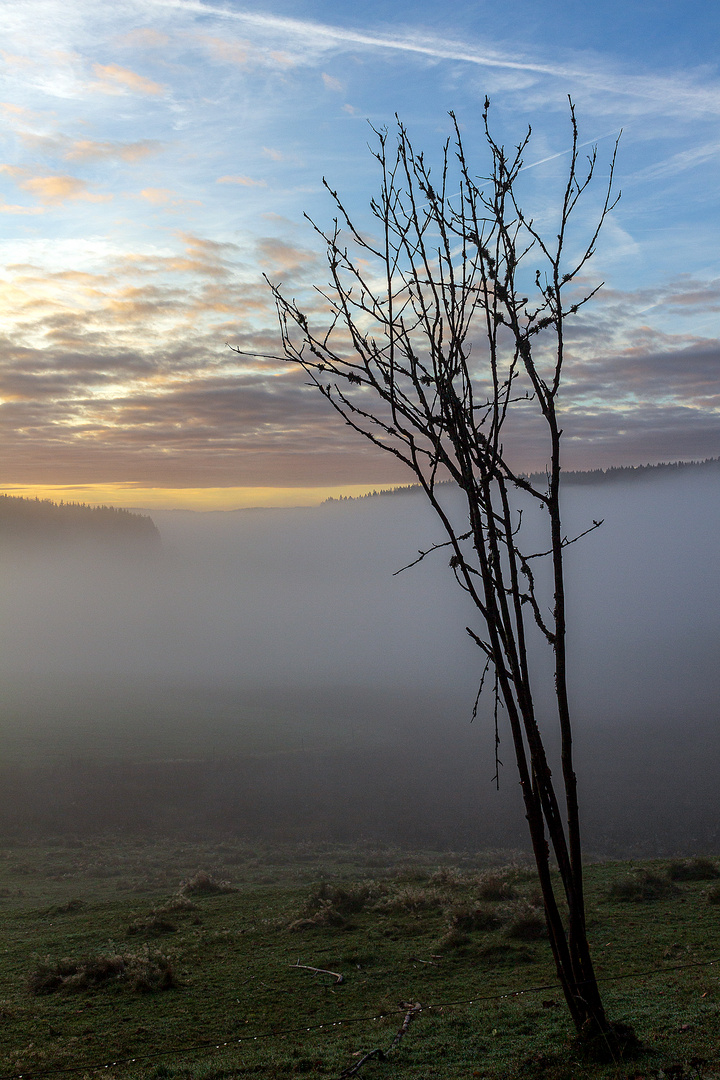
[0,101,38,120]
[90,63,165,96]
[216,175,267,187]
[67,138,163,163]
[0,200,44,216]
[566,336,720,408]
[149,2,720,117]
[19,133,163,164]
[0,167,110,206]
[256,237,320,277]
[2,248,720,483]
[196,34,249,66]
[115,28,171,49]
[322,72,343,93]
[629,140,720,183]
[140,187,176,204]
[262,147,284,161]
[191,29,298,70]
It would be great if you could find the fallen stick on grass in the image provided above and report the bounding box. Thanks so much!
[336,1001,422,1078]
[290,961,344,985]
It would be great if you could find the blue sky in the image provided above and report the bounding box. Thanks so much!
[1,0,718,508]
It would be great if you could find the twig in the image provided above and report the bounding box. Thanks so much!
[393,531,472,575]
[290,961,344,985]
[388,1002,422,1051]
[336,1002,422,1078]
[407,956,438,966]
[339,1046,386,1077]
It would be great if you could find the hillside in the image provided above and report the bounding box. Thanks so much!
[0,494,160,551]
[324,457,720,503]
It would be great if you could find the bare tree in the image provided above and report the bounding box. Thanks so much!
[239,101,635,1052]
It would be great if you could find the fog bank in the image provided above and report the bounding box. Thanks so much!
[1,466,718,854]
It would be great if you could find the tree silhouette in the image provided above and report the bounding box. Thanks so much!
[242,101,636,1052]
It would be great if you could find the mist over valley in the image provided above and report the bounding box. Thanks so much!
[1,463,719,856]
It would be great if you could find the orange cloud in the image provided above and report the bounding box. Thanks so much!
[140,188,175,204]
[198,35,249,65]
[0,167,110,205]
[91,63,164,96]
[256,237,318,275]
[0,52,34,70]
[216,175,266,187]
[270,51,294,67]
[322,72,343,92]
[0,199,44,216]
[66,138,162,163]
[20,133,162,163]
[0,101,37,120]
[116,28,170,49]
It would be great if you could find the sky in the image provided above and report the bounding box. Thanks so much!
[1,0,719,510]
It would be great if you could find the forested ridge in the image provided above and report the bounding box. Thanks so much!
[325,457,720,503]
[0,494,160,549]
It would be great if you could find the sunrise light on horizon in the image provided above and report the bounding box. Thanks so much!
[2,0,719,509]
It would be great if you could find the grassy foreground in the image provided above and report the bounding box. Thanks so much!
[0,839,719,1079]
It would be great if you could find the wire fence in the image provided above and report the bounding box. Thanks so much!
[2,955,717,1079]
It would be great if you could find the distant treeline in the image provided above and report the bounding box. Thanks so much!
[0,494,160,550]
[324,458,720,503]
[549,457,720,486]
[324,483,420,502]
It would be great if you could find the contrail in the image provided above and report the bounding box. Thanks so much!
[149,0,720,117]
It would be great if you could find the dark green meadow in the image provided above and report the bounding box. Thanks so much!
[1,840,719,1080]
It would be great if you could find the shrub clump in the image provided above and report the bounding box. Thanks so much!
[373,886,446,913]
[179,871,236,896]
[127,916,177,936]
[160,895,199,913]
[28,948,176,995]
[475,870,517,902]
[287,904,350,932]
[666,857,720,882]
[705,883,720,905]
[42,898,86,916]
[288,881,377,931]
[607,869,675,902]
[503,902,547,940]
[428,867,465,888]
[309,882,375,915]
[446,903,500,934]
[437,926,471,951]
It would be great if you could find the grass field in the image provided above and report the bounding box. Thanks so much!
[0,838,719,1079]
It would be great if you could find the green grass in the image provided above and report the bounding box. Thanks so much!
[0,839,719,1079]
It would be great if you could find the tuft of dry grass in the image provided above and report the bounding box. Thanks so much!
[666,857,720,882]
[287,903,350,932]
[437,925,471,950]
[158,895,199,913]
[428,866,465,888]
[28,948,177,995]
[607,868,676,902]
[445,902,500,934]
[503,901,547,940]
[179,871,236,896]
[127,915,177,936]
[373,885,447,913]
[475,870,517,902]
[41,898,86,916]
[287,880,380,931]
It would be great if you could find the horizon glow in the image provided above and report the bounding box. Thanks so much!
[1,0,719,509]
